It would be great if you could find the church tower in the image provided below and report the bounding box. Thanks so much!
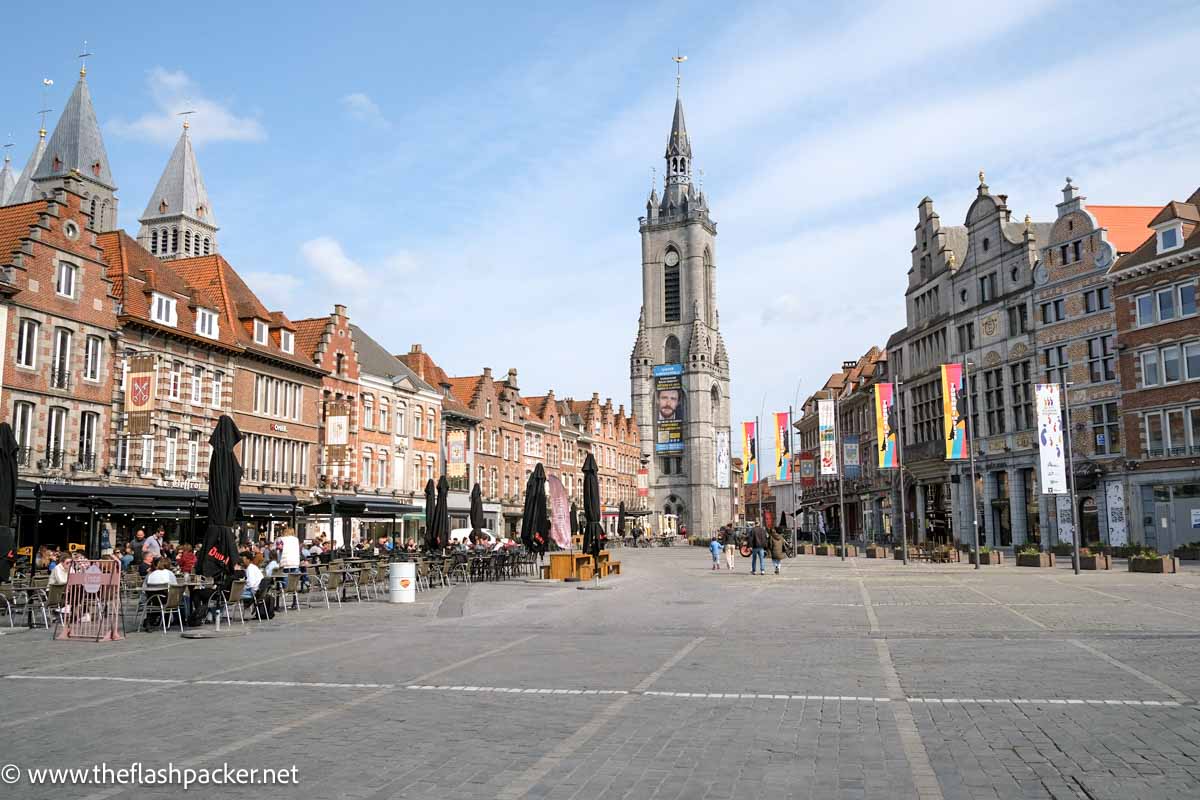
[31,62,118,230]
[137,121,218,260]
[631,74,732,536]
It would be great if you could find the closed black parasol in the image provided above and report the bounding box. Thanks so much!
[423,478,437,551]
[430,475,450,552]
[0,423,18,582]
[617,501,627,543]
[469,483,485,539]
[197,415,242,584]
[569,502,579,537]
[582,453,604,561]
[519,464,549,555]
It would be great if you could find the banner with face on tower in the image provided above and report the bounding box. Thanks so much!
[941,364,968,460]
[773,411,791,480]
[653,364,685,453]
[741,421,757,484]
[875,384,898,469]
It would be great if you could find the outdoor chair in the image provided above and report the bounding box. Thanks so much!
[248,581,275,621]
[142,586,185,634]
[354,566,375,601]
[0,588,18,627]
[415,560,431,591]
[278,573,302,613]
[310,570,342,608]
[32,583,66,630]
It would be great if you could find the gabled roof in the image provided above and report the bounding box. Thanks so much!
[446,376,483,408]
[1087,205,1160,254]
[523,394,553,419]
[349,324,434,393]
[1111,188,1200,276]
[96,230,237,348]
[291,317,328,362]
[0,200,43,266]
[140,126,216,227]
[33,75,114,188]
[1149,200,1200,227]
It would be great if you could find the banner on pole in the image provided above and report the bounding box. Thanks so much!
[1036,383,1068,495]
[941,364,968,460]
[844,434,860,479]
[800,455,815,488]
[1055,494,1074,545]
[715,430,730,489]
[774,411,792,480]
[1105,481,1127,546]
[447,430,467,479]
[818,400,837,475]
[875,384,898,469]
[741,421,757,484]
[546,475,572,549]
[125,353,157,436]
[326,399,351,462]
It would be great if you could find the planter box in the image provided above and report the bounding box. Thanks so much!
[796,544,816,556]
[1016,552,1055,568]
[975,551,1003,566]
[931,548,961,563]
[837,545,859,558]
[1079,553,1111,570]
[1130,556,1180,574]
[815,545,835,556]
[864,545,888,559]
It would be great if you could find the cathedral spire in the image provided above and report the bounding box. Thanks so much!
[7,128,47,206]
[138,120,218,259]
[0,141,15,205]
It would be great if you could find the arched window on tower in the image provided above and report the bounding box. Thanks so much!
[203,237,211,255]
[664,247,681,322]
[89,197,97,226]
[171,228,179,253]
[664,335,680,365]
[184,230,192,255]
[151,230,158,254]
[710,385,721,419]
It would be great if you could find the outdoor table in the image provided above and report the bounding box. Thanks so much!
[547,553,591,581]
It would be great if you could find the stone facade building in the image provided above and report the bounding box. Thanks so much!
[1109,186,1200,554]
[294,305,363,493]
[631,89,732,537]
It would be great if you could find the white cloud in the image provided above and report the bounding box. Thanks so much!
[340,92,391,128]
[295,236,421,310]
[243,271,303,311]
[109,67,266,145]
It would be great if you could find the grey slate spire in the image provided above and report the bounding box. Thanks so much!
[137,121,218,260]
[662,95,693,209]
[664,97,692,160]
[7,129,47,206]
[32,67,119,229]
[0,153,15,205]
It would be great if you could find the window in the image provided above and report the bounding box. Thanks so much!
[115,435,129,472]
[1043,345,1068,385]
[485,400,493,418]
[978,273,998,303]
[253,319,269,345]
[379,398,389,432]
[51,328,72,388]
[1162,344,1182,383]
[151,293,178,326]
[212,371,223,408]
[141,436,153,471]
[664,250,681,322]
[1083,287,1112,313]
[165,428,179,475]
[1040,299,1065,324]
[362,395,375,429]
[188,431,200,475]
[16,319,38,368]
[203,237,211,255]
[1010,361,1033,430]
[1182,283,1197,317]
[78,412,98,468]
[1158,225,1182,252]
[490,429,498,454]
[984,368,1005,435]
[169,361,182,399]
[195,308,218,338]
[1059,245,1069,265]
[1073,240,1082,263]
[397,405,407,436]
[1087,335,1115,383]
[46,407,67,466]
[1186,342,1200,380]
[1141,349,1160,387]
[362,451,372,486]
[280,330,294,354]
[1091,403,1119,455]
[1136,281,1198,326]
[83,335,102,381]
[1136,294,1154,326]
[1158,288,1176,322]
[427,412,435,440]
[55,262,77,298]
[151,230,159,254]
[413,407,423,438]
[171,228,179,252]
[1007,303,1028,334]
[379,453,388,488]
[184,230,192,255]
[191,366,204,403]
[13,401,34,459]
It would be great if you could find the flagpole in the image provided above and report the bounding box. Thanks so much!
[755,415,763,527]
[965,361,981,570]
[1062,377,1081,575]
[831,389,845,562]
[895,381,908,565]
[789,404,796,555]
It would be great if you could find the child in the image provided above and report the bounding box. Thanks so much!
[709,536,722,571]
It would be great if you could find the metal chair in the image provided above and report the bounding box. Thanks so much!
[310,570,343,608]
[143,585,185,634]
[279,573,302,613]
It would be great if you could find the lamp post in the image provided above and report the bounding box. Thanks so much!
[892,380,908,565]
[829,388,846,562]
[1062,378,1081,575]
[964,360,981,569]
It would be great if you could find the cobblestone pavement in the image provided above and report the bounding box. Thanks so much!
[2,550,1200,799]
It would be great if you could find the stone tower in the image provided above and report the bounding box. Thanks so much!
[31,64,118,231]
[630,86,732,536]
[137,121,218,260]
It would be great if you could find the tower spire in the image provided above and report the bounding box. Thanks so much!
[138,118,218,259]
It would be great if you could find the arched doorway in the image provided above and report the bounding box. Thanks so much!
[1079,497,1099,544]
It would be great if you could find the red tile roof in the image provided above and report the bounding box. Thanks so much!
[291,317,328,362]
[446,376,482,408]
[1088,205,1161,254]
[0,201,43,266]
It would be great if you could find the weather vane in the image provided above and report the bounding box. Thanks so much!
[673,51,687,97]
[178,108,196,130]
[78,40,93,77]
[38,78,54,135]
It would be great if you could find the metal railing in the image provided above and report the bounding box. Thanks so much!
[16,447,31,466]
[77,453,96,471]
[50,367,71,390]
[45,449,66,469]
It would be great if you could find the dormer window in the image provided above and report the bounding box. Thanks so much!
[151,293,178,327]
[1158,224,1183,254]
[195,308,218,339]
[280,330,294,354]
[253,319,269,345]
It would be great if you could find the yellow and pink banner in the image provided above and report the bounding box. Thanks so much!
[774,411,792,480]
[874,384,898,469]
[742,421,758,484]
[941,363,968,460]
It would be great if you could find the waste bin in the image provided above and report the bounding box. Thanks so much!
[389,561,416,604]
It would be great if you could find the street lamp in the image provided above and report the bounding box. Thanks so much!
[963,360,981,570]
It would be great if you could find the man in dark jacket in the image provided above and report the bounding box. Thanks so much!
[749,524,769,575]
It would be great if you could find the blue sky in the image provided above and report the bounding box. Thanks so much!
[4,1,1199,470]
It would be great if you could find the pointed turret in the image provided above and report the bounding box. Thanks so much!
[0,153,15,205]
[7,129,47,206]
[664,96,692,160]
[137,122,218,260]
[32,68,119,229]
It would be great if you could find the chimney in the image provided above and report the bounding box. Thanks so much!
[483,367,492,378]
[410,344,423,354]
[334,304,347,317]
[592,392,600,401]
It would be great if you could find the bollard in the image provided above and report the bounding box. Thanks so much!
[389,561,416,604]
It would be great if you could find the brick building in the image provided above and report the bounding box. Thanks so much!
[1033,179,1157,545]
[294,305,363,494]
[447,367,522,534]
[1109,186,1200,554]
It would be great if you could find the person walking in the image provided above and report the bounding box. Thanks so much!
[708,536,722,571]
[722,526,736,570]
[768,528,787,574]
[749,523,768,576]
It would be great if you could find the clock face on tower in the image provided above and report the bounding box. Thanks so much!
[664,250,680,267]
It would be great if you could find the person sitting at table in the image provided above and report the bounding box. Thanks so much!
[263,549,281,579]
[145,557,178,588]
[49,552,75,585]
[175,543,196,574]
[240,552,264,602]
[119,543,136,572]
[136,551,156,578]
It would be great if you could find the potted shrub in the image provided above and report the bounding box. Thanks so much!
[1173,541,1200,561]
[1051,542,1075,558]
[1129,548,1180,574]
[974,546,1003,566]
[837,544,859,558]
[815,544,836,556]
[1078,541,1111,570]
[1016,545,1055,568]
[796,542,816,556]
[864,543,888,558]
[931,545,960,563]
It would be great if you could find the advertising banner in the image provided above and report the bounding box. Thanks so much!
[1105,481,1127,546]
[546,474,572,549]
[637,468,649,497]
[447,430,467,479]
[800,455,816,488]
[653,364,685,454]
[1055,494,1074,546]
[715,430,730,489]
[818,400,837,475]
[742,421,757,484]
[125,353,157,435]
[941,363,968,460]
[326,399,350,462]
[875,383,898,469]
[1035,383,1068,495]
[844,434,860,479]
[774,411,792,481]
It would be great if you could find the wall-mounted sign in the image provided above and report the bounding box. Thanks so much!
[653,363,685,453]
[126,353,157,435]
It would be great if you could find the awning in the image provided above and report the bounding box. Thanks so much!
[304,495,421,518]
[17,481,299,520]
